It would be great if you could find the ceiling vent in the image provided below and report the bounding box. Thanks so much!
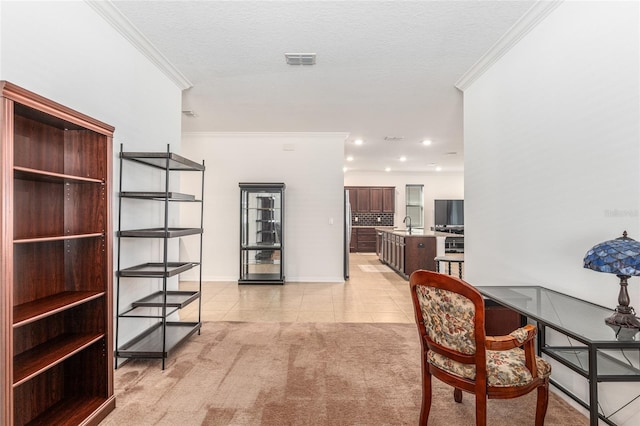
[182,110,197,117]
[285,53,316,65]
[384,136,404,142]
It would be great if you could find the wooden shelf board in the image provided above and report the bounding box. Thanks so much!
[14,166,104,184]
[13,333,104,387]
[117,262,199,277]
[14,232,104,244]
[117,322,201,358]
[14,291,104,327]
[25,395,113,426]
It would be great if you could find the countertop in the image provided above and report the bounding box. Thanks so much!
[375,227,465,238]
[376,227,437,237]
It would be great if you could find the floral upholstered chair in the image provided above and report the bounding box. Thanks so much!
[409,270,551,426]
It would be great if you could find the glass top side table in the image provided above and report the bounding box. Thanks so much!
[476,285,640,426]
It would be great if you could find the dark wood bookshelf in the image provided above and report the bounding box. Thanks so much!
[1,81,114,425]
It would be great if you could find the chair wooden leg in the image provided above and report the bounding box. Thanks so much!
[454,387,463,403]
[475,393,487,426]
[419,370,432,426]
[535,378,550,426]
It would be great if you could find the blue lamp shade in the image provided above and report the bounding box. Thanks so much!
[584,231,640,340]
[583,231,640,277]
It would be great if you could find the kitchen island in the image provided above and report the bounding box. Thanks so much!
[376,228,442,279]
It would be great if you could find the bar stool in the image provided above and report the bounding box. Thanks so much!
[434,254,464,278]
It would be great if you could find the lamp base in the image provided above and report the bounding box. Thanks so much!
[605,310,640,341]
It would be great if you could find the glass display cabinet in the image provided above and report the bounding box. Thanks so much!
[239,183,285,284]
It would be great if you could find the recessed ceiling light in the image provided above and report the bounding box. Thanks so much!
[346,156,354,162]
[385,167,391,172]
[354,139,363,145]
[343,167,348,173]
[399,156,407,162]
[422,139,432,146]
[436,166,443,172]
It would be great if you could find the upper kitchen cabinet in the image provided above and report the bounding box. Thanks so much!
[356,187,370,212]
[370,188,382,212]
[382,187,395,213]
[346,186,395,213]
[348,188,357,212]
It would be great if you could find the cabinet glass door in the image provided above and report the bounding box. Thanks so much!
[239,183,285,284]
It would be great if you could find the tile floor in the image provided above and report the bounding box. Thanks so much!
[179,253,415,323]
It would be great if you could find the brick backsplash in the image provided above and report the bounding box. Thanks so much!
[352,212,394,227]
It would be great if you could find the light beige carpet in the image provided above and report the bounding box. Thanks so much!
[101,322,588,426]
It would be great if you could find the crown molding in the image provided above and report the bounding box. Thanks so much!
[85,0,192,90]
[455,0,563,91]
[182,131,351,139]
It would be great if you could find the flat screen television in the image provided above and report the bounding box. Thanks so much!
[434,199,464,227]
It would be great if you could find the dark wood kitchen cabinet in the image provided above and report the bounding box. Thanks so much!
[356,187,370,212]
[356,227,377,252]
[348,188,357,212]
[0,81,115,425]
[350,229,357,252]
[378,229,436,279]
[370,188,383,212]
[382,187,395,212]
[346,186,395,213]
[350,227,377,253]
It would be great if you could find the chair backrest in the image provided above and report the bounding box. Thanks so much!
[410,270,487,369]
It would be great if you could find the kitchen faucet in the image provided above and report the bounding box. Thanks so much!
[403,216,412,234]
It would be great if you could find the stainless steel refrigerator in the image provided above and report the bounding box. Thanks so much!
[344,189,352,279]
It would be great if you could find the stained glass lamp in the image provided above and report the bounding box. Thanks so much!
[583,231,640,339]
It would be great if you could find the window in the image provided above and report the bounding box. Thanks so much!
[405,184,424,228]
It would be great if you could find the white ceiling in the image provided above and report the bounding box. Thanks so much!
[110,0,536,173]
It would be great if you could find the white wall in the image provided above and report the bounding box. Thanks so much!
[1,1,183,344]
[181,132,347,282]
[463,1,639,424]
[344,171,464,229]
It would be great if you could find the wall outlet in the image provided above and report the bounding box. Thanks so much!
[377,217,381,222]
[354,216,358,222]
